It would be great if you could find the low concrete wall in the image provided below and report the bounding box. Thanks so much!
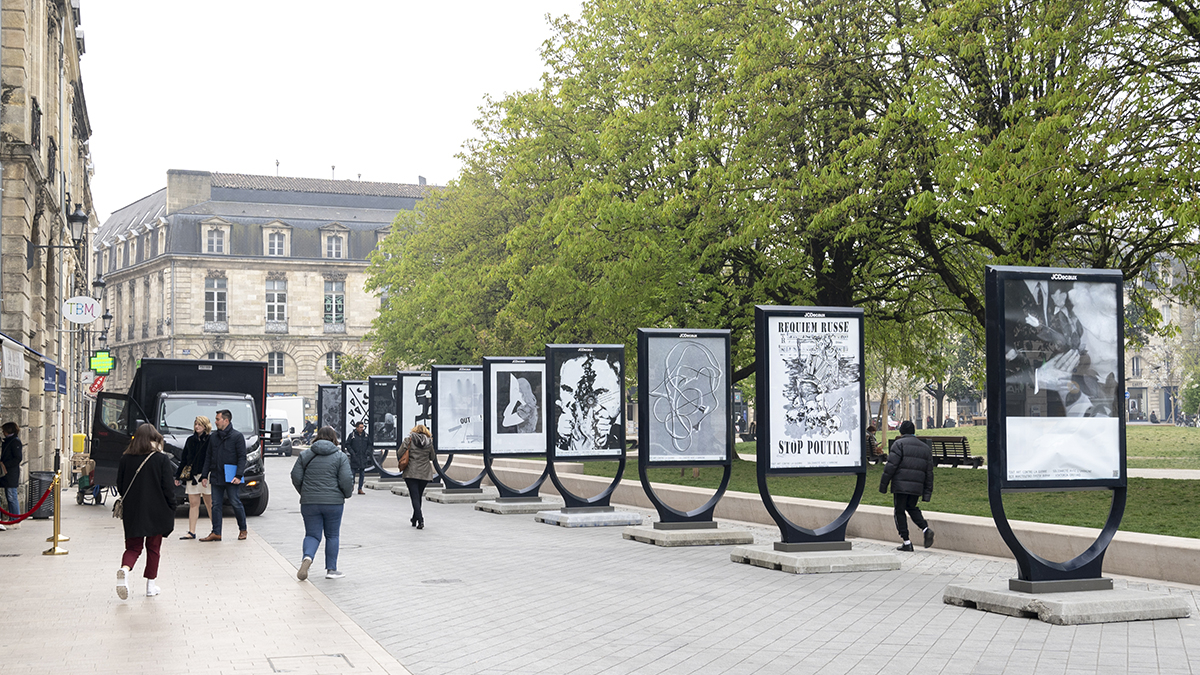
[441,457,1200,587]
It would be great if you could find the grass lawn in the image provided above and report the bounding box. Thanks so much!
[581,439,1200,539]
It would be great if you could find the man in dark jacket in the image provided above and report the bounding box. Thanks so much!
[345,422,372,495]
[880,420,935,551]
[200,409,248,541]
[1,422,23,530]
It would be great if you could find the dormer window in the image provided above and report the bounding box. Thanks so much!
[268,232,286,256]
[326,234,343,259]
[206,228,225,253]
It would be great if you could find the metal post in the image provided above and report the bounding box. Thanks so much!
[44,451,69,553]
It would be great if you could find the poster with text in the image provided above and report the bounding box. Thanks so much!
[434,368,484,452]
[398,371,432,436]
[1000,273,1122,483]
[368,376,398,448]
[547,345,625,459]
[342,381,369,440]
[487,360,546,455]
[766,312,862,471]
[644,333,728,463]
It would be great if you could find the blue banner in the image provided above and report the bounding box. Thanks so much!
[44,363,56,392]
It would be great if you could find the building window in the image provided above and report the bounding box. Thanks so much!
[268,232,286,256]
[266,279,287,321]
[205,277,227,322]
[324,280,345,324]
[268,352,285,375]
[326,235,343,259]
[326,351,343,373]
[1131,356,1141,378]
[207,228,225,254]
[206,351,228,360]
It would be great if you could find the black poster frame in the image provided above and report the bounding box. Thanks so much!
[430,365,485,490]
[755,306,866,548]
[316,384,342,440]
[637,328,732,525]
[545,344,627,509]
[368,375,400,478]
[482,356,549,499]
[985,265,1127,587]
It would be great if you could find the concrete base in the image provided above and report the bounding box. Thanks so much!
[426,486,499,504]
[623,524,754,547]
[476,496,566,514]
[535,509,644,528]
[943,583,1192,625]
[730,544,901,574]
[389,484,445,497]
[363,480,401,491]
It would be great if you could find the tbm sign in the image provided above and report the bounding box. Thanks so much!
[62,296,102,325]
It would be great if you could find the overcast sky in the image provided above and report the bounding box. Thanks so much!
[81,1,581,221]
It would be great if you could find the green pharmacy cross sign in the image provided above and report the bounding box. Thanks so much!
[89,350,114,374]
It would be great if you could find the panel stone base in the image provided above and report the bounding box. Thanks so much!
[730,544,901,574]
[363,479,402,490]
[476,497,566,514]
[534,509,644,527]
[389,484,445,497]
[426,486,500,504]
[623,524,754,547]
[943,583,1192,625]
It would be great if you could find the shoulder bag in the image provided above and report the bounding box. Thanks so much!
[397,439,411,472]
[112,453,154,519]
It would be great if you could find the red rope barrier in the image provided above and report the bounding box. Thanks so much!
[0,483,55,524]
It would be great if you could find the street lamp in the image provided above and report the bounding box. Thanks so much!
[67,205,89,247]
[91,274,106,301]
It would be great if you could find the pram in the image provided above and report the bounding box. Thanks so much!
[71,453,108,506]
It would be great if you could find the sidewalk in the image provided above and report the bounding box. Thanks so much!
[0,485,409,675]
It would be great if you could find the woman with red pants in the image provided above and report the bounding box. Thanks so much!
[116,423,178,599]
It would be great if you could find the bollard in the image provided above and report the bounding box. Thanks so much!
[43,467,69,555]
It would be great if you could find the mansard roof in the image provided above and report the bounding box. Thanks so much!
[210,172,428,199]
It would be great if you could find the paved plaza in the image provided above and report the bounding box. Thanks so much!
[3,455,1199,674]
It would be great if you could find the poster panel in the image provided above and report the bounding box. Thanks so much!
[546,344,626,459]
[368,376,398,448]
[641,330,729,464]
[398,371,432,435]
[433,366,484,452]
[761,307,864,472]
[317,384,343,440]
[342,381,369,438]
[485,358,546,455]
[994,267,1124,486]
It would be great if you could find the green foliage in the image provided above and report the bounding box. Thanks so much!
[324,352,393,384]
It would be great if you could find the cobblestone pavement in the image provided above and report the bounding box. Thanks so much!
[251,458,1200,675]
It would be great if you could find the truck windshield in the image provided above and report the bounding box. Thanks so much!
[160,399,257,436]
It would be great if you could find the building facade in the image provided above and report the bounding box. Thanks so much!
[95,170,427,416]
[1125,276,1198,423]
[1,0,96,490]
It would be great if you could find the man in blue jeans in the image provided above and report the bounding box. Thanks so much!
[1,422,23,530]
[200,409,248,541]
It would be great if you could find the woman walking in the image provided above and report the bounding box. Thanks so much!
[400,425,435,529]
[116,423,178,599]
[291,426,352,580]
[174,416,213,539]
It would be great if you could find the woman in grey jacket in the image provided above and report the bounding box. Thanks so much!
[400,425,436,529]
[291,426,353,580]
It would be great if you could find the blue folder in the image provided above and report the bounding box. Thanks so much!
[224,464,238,483]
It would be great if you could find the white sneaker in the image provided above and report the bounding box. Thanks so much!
[325,570,345,579]
[146,579,160,597]
[116,567,129,600]
[0,523,7,531]
[297,556,313,581]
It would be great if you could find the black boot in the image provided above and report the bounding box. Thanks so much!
[417,519,424,530]
[410,516,417,527]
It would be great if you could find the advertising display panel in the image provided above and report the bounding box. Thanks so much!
[368,375,398,448]
[484,357,546,456]
[757,306,865,474]
[398,371,432,434]
[988,266,1125,488]
[638,329,730,465]
[341,381,369,438]
[317,384,342,439]
[546,344,625,460]
[432,365,484,453]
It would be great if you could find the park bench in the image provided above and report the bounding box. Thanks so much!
[887,435,984,468]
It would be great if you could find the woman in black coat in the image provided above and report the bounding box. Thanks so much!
[116,423,178,600]
[1,422,23,527]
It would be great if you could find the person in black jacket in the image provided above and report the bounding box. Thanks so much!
[1,422,23,530]
[174,416,213,540]
[879,420,935,551]
[116,423,178,599]
[345,422,372,495]
[200,409,248,542]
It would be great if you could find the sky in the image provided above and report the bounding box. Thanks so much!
[80,0,582,222]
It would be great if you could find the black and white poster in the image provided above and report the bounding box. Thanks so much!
[342,381,369,439]
[1000,271,1122,482]
[398,371,431,435]
[317,384,343,440]
[368,376,398,448]
[641,330,729,463]
[762,308,863,471]
[485,358,546,455]
[433,366,483,452]
[547,345,625,459]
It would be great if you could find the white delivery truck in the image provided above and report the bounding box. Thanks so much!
[265,395,306,455]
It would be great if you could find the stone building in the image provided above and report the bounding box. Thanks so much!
[94,169,427,416]
[1125,270,1198,422]
[1,1,96,487]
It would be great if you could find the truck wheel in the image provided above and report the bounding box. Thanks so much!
[243,482,269,517]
